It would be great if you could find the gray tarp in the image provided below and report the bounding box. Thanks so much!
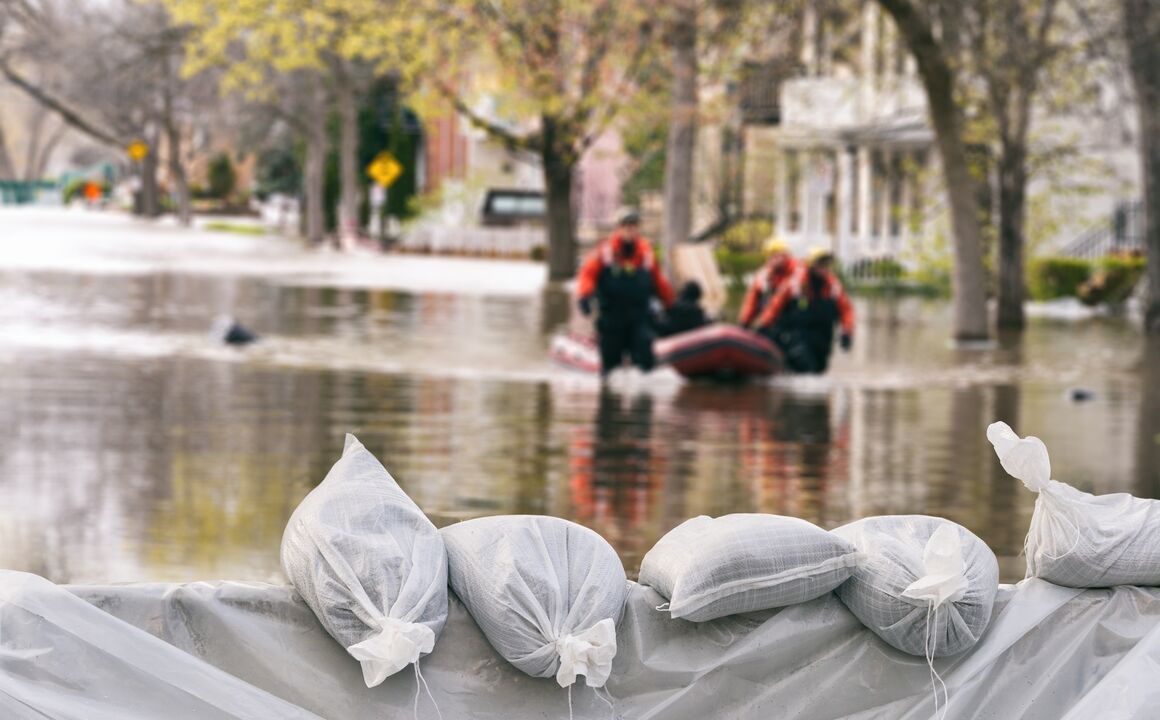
[2,569,1160,719]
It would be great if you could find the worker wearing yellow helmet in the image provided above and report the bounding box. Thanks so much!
[739,235,799,328]
[755,246,854,373]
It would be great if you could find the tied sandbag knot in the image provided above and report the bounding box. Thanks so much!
[987,421,1051,492]
[901,524,968,720]
[554,618,617,688]
[901,524,969,607]
[348,617,435,688]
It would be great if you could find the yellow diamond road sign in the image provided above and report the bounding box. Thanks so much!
[367,152,402,188]
[127,140,149,162]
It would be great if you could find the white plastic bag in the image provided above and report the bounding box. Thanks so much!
[280,434,448,687]
[441,515,627,688]
[833,515,998,657]
[989,421,1160,587]
[639,514,861,621]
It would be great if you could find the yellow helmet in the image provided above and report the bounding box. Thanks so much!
[763,236,789,256]
[807,247,835,265]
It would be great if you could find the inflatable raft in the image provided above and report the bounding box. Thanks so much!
[550,324,782,380]
[548,331,602,373]
[656,324,782,379]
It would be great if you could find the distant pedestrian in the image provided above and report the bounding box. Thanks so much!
[575,210,675,376]
[83,181,102,206]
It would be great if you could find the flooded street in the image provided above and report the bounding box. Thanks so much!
[1,208,1157,584]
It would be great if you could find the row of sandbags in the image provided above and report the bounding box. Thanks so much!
[279,423,1160,695]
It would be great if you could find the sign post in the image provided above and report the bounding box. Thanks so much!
[366,151,403,244]
[127,140,149,163]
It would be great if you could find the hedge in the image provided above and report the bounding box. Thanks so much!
[1027,256,1093,300]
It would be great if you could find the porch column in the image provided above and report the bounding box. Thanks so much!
[876,148,892,247]
[899,150,913,253]
[857,145,872,253]
[775,146,789,239]
[837,145,854,259]
[798,150,811,242]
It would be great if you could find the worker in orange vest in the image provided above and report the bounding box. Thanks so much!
[576,210,675,375]
[739,237,799,328]
[756,248,854,373]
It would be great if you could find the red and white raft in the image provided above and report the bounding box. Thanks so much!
[655,324,782,380]
[550,324,782,380]
[549,331,602,374]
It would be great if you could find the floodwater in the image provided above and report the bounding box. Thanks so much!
[1,208,1158,584]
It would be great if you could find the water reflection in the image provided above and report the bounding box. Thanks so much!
[568,389,659,574]
[0,261,1156,584]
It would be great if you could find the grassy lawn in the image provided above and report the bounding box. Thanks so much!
[204,221,268,236]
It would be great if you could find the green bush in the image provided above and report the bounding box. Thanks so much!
[714,219,773,288]
[62,178,86,204]
[1027,256,1093,300]
[207,153,237,200]
[1078,254,1147,306]
[718,219,773,254]
[715,247,766,286]
[204,221,266,236]
[62,178,109,204]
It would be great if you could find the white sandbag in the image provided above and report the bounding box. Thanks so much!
[988,421,1160,587]
[441,515,627,688]
[280,434,448,687]
[833,515,998,657]
[639,513,862,621]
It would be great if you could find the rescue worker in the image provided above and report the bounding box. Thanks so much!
[576,210,675,376]
[756,248,853,374]
[739,237,799,328]
[657,281,710,337]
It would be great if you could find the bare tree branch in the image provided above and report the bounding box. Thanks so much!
[0,57,121,146]
[433,77,540,153]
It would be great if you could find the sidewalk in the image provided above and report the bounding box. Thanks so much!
[0,207,548,296]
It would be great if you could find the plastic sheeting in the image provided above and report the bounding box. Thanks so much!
[4,569,1160,719]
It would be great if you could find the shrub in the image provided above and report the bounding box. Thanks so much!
[715,247,766,286]
[718,219,773,254]
[1078,253,1147,306]
[207,152,237,200]
[62,178,87,204]
[714,219,773,287]
[1027,256,1093,300]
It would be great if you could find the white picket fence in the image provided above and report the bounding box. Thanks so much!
[399,226,546,258]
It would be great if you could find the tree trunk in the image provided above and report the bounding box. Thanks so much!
[0,125,17,180]
[304,108,328,245]
[1137,337,1160,496]
[878,0,990,341]
[662,0,698,273]
[22,105,46,181]
[996,144,1027,329]
[1124,0,1160,333]
[162,54,192,227]
[32,122,67,180]
[337,71,361,247]
[165,120,192,227]
[542,114,578,281]
[139,128,161,218]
